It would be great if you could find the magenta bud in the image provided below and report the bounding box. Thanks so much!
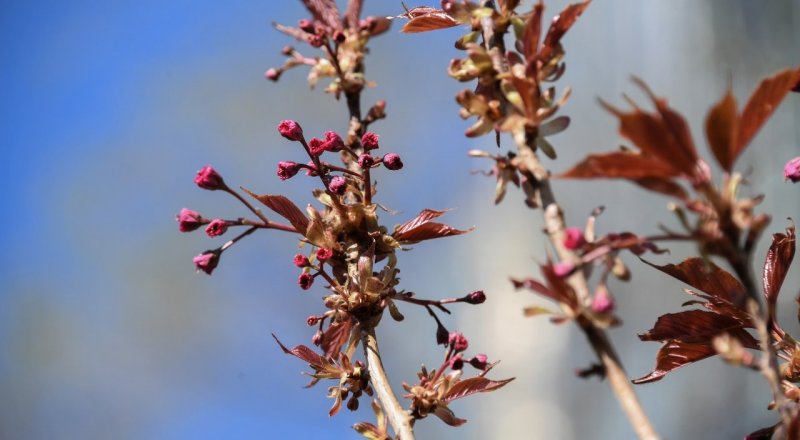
[784,157,800,183]
[193,251,220,275]
[591,286,615,314]
[265,67,281,81]
[298,272,314,290]
[306,315,319,326]
[308,34,323,47]
[194,165,226,191]
[324,131,345,152]
[329,176,347,195]
[293,254,310,268]
[177,208,205,232]
[308,137,326,157]
[205,219,229,237]
[277,161,301,180]
[358,154,375,169]
[382,153,403,170]
[280,45,294,55]
[316,248,333,262]
[361,132,379,151]
[463,290,486,304]
[448,332,469,353]
[469,354,488,370]
[553,261,575,278]
[298,19,315,33]
[563,227,586,250]
[450,354,464,370]
[277,120,304,141]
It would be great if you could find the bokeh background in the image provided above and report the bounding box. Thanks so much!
[2,1,799,438]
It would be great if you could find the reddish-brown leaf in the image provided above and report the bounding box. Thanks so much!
[321,319,353,358]
[302,0,341,29]
[642,257,747,307]
[344,0,363,29]
[442,376,515,402]
[272,334,326,368]
[793,77,800,93]
[737,68,800,158]
[540,264,579,309]
[400,8,459,33]
[745,424,777,440]
[538,0,591,63]
[521,2,543,73]
[633,177,688,200]
[705,88,739,172]
[639,310,748,343]
[560,151,681,180]
[433,406,467,426]
[243,189,309,234]
[632,340,716,384]
[763,224,796,307]
[393,209,472,244]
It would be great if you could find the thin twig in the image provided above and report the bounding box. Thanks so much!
[362,327,415,440]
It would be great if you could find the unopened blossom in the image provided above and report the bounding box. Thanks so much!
[205,219,229,237]
[278,120,303,141]
[469,354,488,370]
[277,161,301,180]
[293,254,310,268]
[448,332,469,353]
[358,154,375,169]
[450,354,464,370]
[265,68,281,81]
[361,132,379,150]
[563,227,586,250]
[316,248,333,262]
[784,157,800,183]
[177,208,205,232]
[382,153,403,170]
[195,165,226,191]
[463,290,486,304]
[553,261,575,278]
[329,176,347,195]
[591,285,615,314]
[193,251,220,275]
[324,131,344,152]
[308,138,326,156]
[298,272,314,290]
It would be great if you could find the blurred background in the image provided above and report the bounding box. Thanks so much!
[2,0,799,438]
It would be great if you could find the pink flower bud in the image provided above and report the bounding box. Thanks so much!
[193,251,220,275]
[277,120,303,141]
[448,332,469,353]
[324,131,345,152]
[361,132,379,151]
[177,208,205,232]
[316,248,333,262]
[469,354,488,370]
[450,354,464,370]
[358,154,375,169]
[280,45,294,55]
[293,254,310,268]
[329,176,347,195]
[563,227,586,250]
[298,19,315,33]
[298,272,314,290]
[591,285,615,314]
[205,219,229,237]
[553,261,575,278]
[382,153,403,170]
[333,30,346,44]
[265,67,281,81]
[308,138,326,156]
[462,290,486,304]
[784,157,800,183]
[277,161,301,180]
[308,34,323,48]
[194,165,226,191]
[306,315,319,326]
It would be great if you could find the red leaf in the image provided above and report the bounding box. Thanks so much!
[344,0,363,29]
[642,257,747,307]
[243,189,309,234]
[272,334,326,368]
[521,2,543,75]
[560,151,681,180]
[399,8,459,33]
[639,310,748,343]
[632,340,716,384]
[432,406,467,427]
[737,68,800,157]
[301,0,341,29]
[704,88,739,172]
[745,424,777,440]
[633,177,688,200]
[442,376,515,402]
[538,0,591,63]
[763,224,796,308]
[392,209,472,244]
[321,319,353,358]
